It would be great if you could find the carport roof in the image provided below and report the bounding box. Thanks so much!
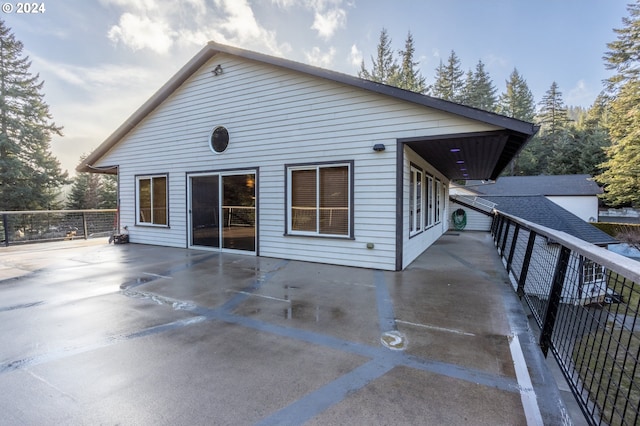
[78,42,538,178]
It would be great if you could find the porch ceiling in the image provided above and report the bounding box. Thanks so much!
[404,130,530,181]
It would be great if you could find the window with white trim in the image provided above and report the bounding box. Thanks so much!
[287,163,351,237]
[409,165,423,235]
[435,179,442,223]
[426,174,434,228]
[137,175,168,226]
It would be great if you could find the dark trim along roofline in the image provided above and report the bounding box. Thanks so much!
[78,41,538,173]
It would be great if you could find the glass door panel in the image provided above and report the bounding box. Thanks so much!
[222,174,256,251]
[191,175,220,248]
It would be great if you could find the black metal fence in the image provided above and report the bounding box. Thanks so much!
[1,210,117,246]
[492,211,640,426]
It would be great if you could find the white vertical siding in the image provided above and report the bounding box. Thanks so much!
[96,54,499,270]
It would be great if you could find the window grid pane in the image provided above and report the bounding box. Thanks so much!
[139,178,151,223]
[153,176,167,225]
[319,166,348,235]
[291,169,317,232]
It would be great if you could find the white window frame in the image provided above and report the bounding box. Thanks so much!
[286,162,352,238]
[425,174,434,228]
[435,179,442,224]
[409,165,424,236]
[136,174,169,227]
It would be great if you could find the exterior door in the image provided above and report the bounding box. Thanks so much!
[189,172,256,252]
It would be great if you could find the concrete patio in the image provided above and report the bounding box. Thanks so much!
[0,232,570,425]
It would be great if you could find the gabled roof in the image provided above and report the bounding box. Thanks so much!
[78,41,538,175]
[469,175,602,197]
[486,195,617,246]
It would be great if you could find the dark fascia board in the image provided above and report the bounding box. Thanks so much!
[78,41,538,172]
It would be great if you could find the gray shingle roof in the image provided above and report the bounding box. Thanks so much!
[485,195,617,246]
[470,175,602,196]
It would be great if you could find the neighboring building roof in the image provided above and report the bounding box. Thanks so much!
[78,41,537,177]
[468,175,602,197]
[486,195,617,246]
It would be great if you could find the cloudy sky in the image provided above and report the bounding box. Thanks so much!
[2,0,630,175]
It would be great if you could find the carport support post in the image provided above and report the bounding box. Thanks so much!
[540,246,571,357]
[2,214,8,246]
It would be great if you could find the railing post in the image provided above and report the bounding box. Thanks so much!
[2,214,9,247]
[82,212,88,240]
[517,231,537,298]
[500,219,510,256]
[539,245,571,357]
[496,216,505,249]
[506,223,520,273]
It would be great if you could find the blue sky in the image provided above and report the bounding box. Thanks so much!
[2,0,630,175]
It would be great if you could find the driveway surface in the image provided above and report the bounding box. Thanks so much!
[0,233,568,425]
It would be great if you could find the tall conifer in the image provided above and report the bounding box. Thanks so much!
[0,19,68,210]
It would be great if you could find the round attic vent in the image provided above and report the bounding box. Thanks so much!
[209,126,229,153]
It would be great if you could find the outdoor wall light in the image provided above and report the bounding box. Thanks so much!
[456,160,465,164]
[373,144,386,152]
[212,64,223,76]
[450,148,461,152]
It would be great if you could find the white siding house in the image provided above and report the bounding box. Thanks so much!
[80,42,537,271]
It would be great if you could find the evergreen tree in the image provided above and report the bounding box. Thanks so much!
[602,1,640,91]
[67,172,103,209]
[431,50,464,102]
[537,81,570,137]
[99,175,117,209]
[394,31,427,93]
[596,1,640,206]
[460,60,497,111]
[498,69,536,175]
[597,80,640,206]
[0,19,68,210]
[497,68,535,121]
[358,28,398,85]
[67,154,117,209]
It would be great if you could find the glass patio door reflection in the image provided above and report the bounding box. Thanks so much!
[189,172,256,252]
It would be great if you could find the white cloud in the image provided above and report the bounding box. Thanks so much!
[108,13,175,54]
[311,7,346,40]
[349,44,362,67]
[566,79,595,107]
[304,46,336,68]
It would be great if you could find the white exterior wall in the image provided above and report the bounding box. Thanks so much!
[448,201,493,231]
[402,147,450,269]
[547,196,599,223]
[96,54,498,270]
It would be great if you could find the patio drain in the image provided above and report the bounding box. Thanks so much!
[380,330,407,351]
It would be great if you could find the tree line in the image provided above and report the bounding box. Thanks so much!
[359,2,639,207]
[1,2,639,210]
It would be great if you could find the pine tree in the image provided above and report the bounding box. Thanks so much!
[0,19,68,210]
[497,68,535,121]
[67,172,103,209]
[537,82,570,137]
[596,1,640,206]
[597,80,640,206]
[460,60,497,111]
[358,28,398,85]
[431,50,464,102]
[394,32,427,93]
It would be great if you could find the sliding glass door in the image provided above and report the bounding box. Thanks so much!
[189,172,256,252]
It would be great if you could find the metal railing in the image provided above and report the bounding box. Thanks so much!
[449,193,497,213]
[492,211,640,426]
[1,209,117,246]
